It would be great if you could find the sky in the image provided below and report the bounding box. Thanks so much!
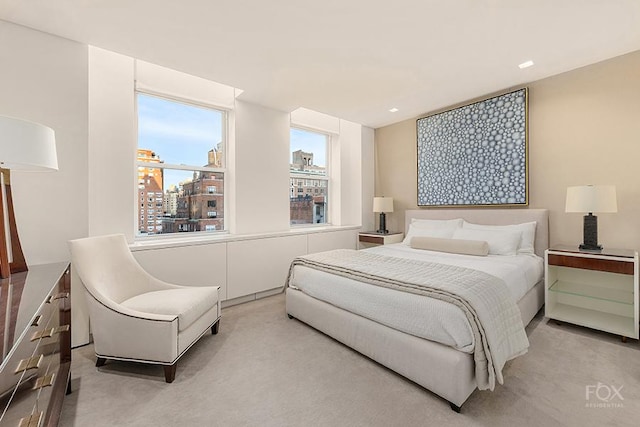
[290,128,327,167]
[138,93,223,189]
[138,93,328,190]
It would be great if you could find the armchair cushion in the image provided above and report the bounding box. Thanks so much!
[121,286,219,332]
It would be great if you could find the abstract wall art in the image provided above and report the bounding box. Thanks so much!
[416,88,528,207]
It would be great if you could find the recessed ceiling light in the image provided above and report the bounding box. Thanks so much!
[389,107,399,113]
[518,60,534,69]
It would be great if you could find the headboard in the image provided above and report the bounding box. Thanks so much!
[405,209,549,258]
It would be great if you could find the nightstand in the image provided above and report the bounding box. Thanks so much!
[358,231,404,249]
[545,245,639,341]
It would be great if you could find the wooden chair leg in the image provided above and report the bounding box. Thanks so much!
[211,320,220,335]
[95,357,107,367]
[164,364,177,383]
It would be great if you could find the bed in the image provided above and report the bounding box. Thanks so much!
[285,208,548,412]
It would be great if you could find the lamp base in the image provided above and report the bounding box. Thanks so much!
[579,243,603,251]
[579,213,601,252]
[0,168,28,279]
[376,212,389,234]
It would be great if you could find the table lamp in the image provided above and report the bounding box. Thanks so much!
[565,185,617,251]
[373,197,393,234]
[0,115,57,279]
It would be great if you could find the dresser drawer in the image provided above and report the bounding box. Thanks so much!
[0,359,61,427]
[0,263,71,427]
[547,253,634,275]
[358,232,404,249]
[359,234,384,244]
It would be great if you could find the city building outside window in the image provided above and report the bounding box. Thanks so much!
[290,127,329,225]
[137,92,226,236]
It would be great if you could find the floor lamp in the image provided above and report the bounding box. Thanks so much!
[0,116,57,279]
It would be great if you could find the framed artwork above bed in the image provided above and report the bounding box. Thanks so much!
[416,88,528,207]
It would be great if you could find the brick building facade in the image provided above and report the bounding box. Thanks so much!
[162,148,225,233]
[137,149,164,234]
[290,149,327,224]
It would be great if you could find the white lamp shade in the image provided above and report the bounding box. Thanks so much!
[565,185,617,213]
[373,197,394,213]
[0,115,58,171]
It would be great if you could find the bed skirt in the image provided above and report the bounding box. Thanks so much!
[285,279,543,408]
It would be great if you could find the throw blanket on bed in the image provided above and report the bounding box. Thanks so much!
[285,249,529,391]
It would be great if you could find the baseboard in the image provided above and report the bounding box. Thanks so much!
[221,287,282,308]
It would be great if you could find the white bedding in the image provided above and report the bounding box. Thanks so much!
[288,243,543,353]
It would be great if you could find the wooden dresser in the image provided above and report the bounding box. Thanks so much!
[0,263,71,426]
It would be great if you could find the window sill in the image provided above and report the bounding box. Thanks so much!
[129,224,361,251]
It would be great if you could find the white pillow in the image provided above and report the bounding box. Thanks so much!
[462,221,536,254]
[453,228,522,256]
[402,218,463,245]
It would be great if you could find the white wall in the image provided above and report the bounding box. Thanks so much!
[0,21,88,264]
[1,24,372,346]
[375,51,640,249]
[81,47,371,345]
[88,47,136,239]
[361,126,375,231]
[338,120,364,226]
[290,108,340,134]
[233,101,291,234]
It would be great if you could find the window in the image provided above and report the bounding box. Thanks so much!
[137,93,226,236]
[290,128,329,225]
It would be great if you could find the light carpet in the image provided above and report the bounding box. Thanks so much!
[60,293,639,426]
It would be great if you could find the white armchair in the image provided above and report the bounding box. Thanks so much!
[69,234,221,383]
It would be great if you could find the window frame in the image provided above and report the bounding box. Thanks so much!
[289,126,331,227]
[135,90,229,239]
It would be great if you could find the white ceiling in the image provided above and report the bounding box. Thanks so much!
[1,0,639,128]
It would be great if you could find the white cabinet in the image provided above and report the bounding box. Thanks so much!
[227,235,307,299]
[132,230,359,303]
[226,230,358,299]
[545,246,639,340]
[308,229,357,253]
[134,242,227,298]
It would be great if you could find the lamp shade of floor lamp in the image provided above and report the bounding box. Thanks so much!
[373,197,394,234]
[0,115,57,279]
[565,185,617,251]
